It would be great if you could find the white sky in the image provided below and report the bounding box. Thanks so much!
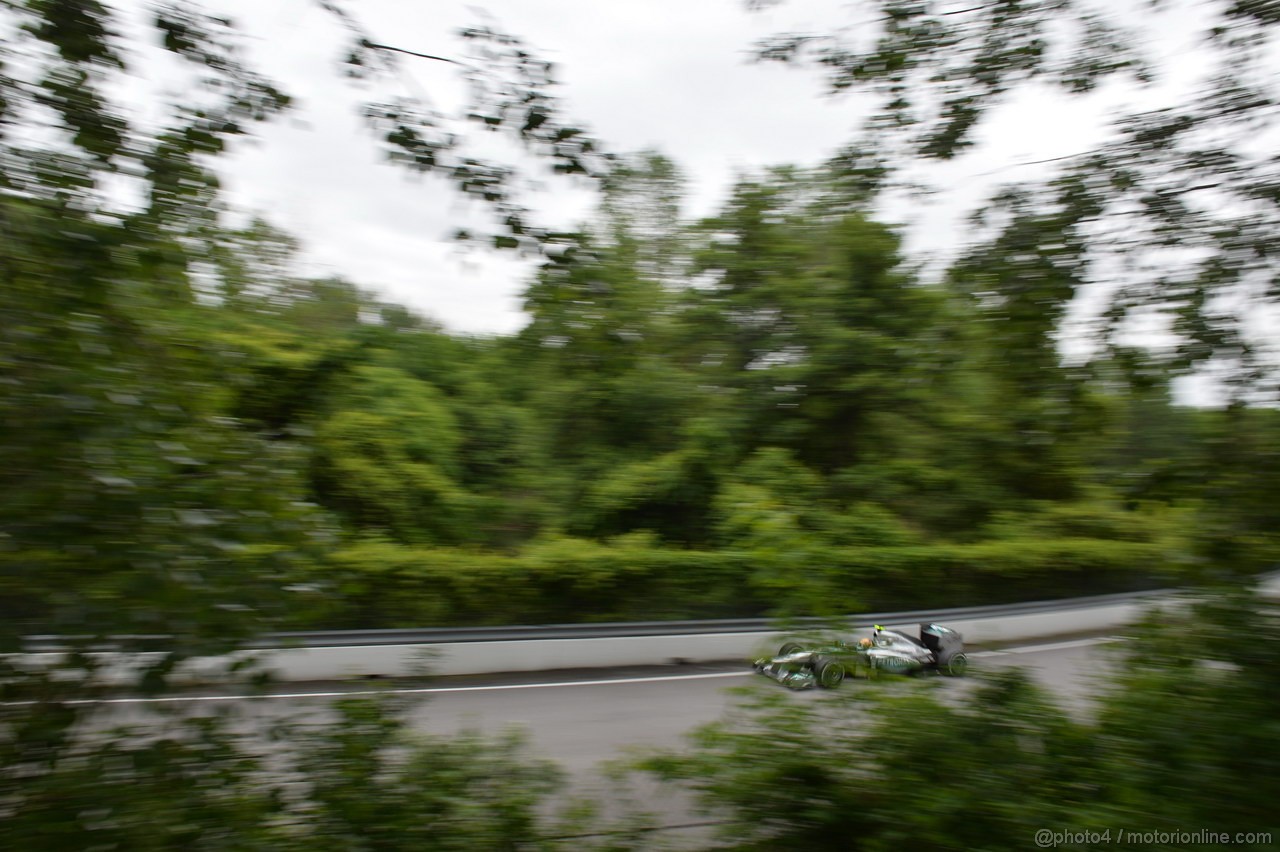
[108,0,1223,338]
[205,0,871,333]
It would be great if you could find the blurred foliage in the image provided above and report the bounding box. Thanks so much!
[312,363,465,544]
[636,587,1280,850]
[0,689,629,850]
[753,0,1280,403]
[2,0,1278,654]
[752,0,1150,160]
[0,0,329,656]
[322,0,613,254]
[295,534,1179,630]
[286,698,565,851]
[0,2,1277,849]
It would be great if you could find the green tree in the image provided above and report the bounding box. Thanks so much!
[683,171,985,533]
[946,187,1108,502]
[312,364,465,544]
[750,0,1279,399]
[0,0,619,647]
[515,156,716,542]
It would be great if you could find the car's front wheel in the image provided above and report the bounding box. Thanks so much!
[778,642,804,656]
[814,658,845,689]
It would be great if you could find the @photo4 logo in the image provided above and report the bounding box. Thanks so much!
[1035,829,1272,848]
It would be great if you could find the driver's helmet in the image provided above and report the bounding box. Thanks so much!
[857,638,872,649]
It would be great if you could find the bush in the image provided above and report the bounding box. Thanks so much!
[296,534,1179,629]
[0,682,605,851]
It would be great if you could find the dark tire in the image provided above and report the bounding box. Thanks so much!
[942,652,969,677]
[814,657,845,689]
[778,642,804,656]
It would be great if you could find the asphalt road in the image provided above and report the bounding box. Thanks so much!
[399,636,1118,773]
[41,636,1123,846]
[87,635,1121,793]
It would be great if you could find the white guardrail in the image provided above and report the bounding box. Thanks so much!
[16,573,1280,684]
[215,599,1153,681]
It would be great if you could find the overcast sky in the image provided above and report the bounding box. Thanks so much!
[114,0,1215,337]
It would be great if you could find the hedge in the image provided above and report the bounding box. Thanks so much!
[291,535,1185,629]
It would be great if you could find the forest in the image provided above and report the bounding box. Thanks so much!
[2,1,1276,647]
[6,148,1278,641]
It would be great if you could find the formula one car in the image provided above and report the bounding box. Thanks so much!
[752,623,969,689]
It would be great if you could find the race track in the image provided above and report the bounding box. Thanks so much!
[96,636,1121,774]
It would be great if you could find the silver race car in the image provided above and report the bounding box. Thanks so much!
[752,623,969,689]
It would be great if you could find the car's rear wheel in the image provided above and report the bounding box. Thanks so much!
[942,652,969,676]
[814,658,845,689]
[778,642,804,656]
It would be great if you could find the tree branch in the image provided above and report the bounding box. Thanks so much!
[360,39,461,65]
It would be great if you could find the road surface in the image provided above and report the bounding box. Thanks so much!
[87,637,1121,817]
